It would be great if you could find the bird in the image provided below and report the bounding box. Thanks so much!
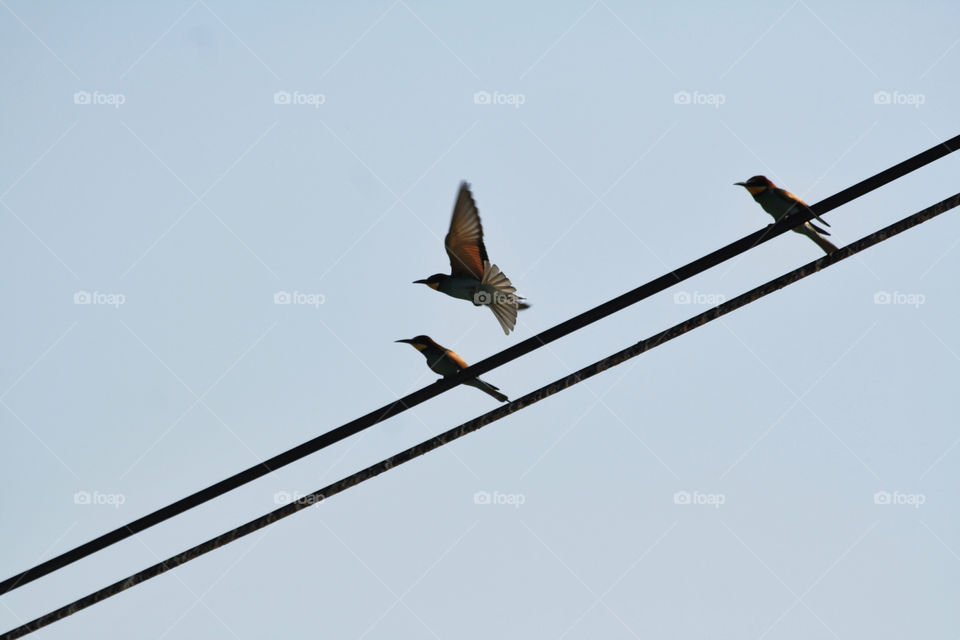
[396,335,508,402]
[414,182,523,334]
[734,175,838,254]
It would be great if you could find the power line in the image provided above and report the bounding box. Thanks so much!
[1,135,957,598]
[4,191,958,640]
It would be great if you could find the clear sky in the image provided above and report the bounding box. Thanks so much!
[2,1,959,638]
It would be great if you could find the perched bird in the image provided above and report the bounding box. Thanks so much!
[396,335,508,402]
[415,182,523,334]
[735,175,838,254]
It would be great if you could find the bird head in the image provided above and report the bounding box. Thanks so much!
[734,175,775,196]
[413,274,446,290]
[395,335,438,351]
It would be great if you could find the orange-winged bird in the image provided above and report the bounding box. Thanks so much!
[396,335,508,402]
[414,182,523,334]
[735,176,838,254]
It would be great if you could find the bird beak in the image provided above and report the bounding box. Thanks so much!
[734,181,746,186]
[413,279,428,285]
[395,338,413,344]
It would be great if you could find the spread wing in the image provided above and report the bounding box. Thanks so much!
[444,182,489,280]
[782,189,831,228]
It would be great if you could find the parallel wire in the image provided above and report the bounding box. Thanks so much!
[4,191,958,640]
[1,134,957,597]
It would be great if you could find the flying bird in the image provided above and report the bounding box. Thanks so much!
[735,175,838,254]
[414,182,522,334]
[396,335,508,402]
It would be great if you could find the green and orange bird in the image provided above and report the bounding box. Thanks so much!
[414,182,524,334]
[735,175,838,253]
[396,335,508,402]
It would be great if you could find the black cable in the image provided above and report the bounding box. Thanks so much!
[4,191,958,640]
[1,134,958,597]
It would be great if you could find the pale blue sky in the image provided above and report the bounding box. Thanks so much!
[2,1,959,638]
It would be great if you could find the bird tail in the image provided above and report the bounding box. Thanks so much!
[797,222,839,254]
[466,377,509,402]
[479,261,520,335]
